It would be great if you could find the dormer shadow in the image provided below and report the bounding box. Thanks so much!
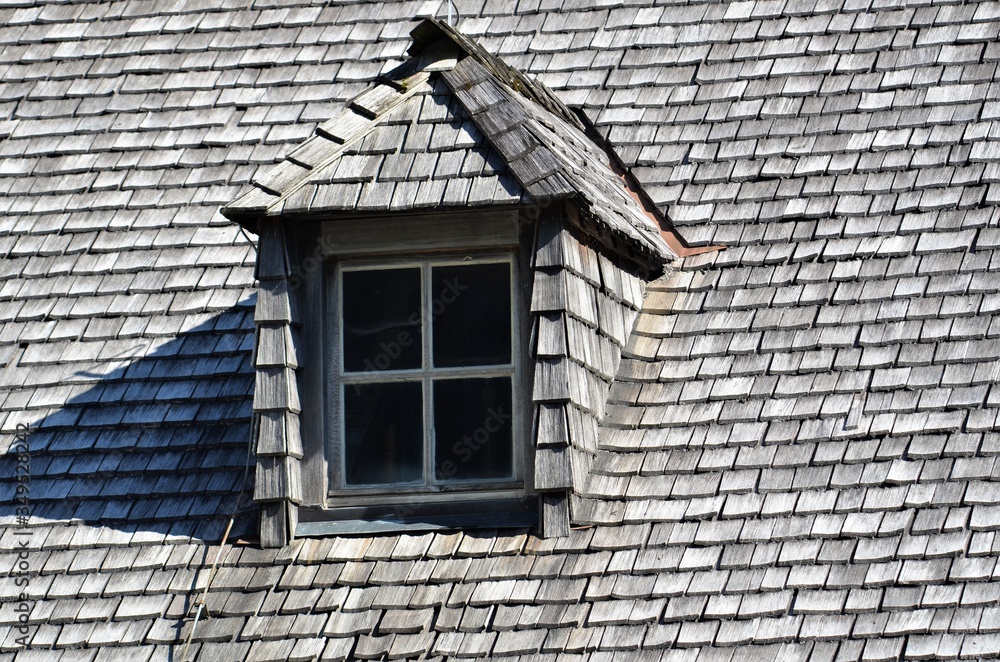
[1,300,259,548]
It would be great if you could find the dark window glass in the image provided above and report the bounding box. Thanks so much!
[344,381,423,485]
[433,377,513,481]
[432,263,511,368]
[342,268,421,373]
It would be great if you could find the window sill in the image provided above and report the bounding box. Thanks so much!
[295,496,538,536]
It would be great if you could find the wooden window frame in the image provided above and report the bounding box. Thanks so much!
[285,209,538,535]
[326,254,526,507]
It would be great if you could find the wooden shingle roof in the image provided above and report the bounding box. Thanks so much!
[0,0,999,660]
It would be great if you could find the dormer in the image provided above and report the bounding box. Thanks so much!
[222,19,681,548]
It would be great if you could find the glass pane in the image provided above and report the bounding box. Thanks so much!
[342,268,422,373]
[344,381,423,486]
[434,377,513,481]
[432,263,511,368]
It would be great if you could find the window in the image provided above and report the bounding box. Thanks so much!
[328,256,522,504]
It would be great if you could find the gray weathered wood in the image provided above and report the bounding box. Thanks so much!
[510,145,563,187]
[255,456,302,504]
[254,367,301,413]
[440,56,490,90]
[227,185,277,215]
[564,272,599,327]
[534,216,566,269]
[567,406,598,453]
[255,280,293,323]
[596,294,628,348]
[259,502,287,549]
[284,411,303,459]
[535,403,569,447]
[255,325,295,368]
[525,171,575,201]
[530,269,568,313]
[256,411,288,456]
[534,446,572,491]
[256,411,303,459]
[287,135,342,169]
[355,180,397,211]
[255,456,288,502]
[570,446,593,492]
[536,312,567,358]
[492,125,539,164]
[540,492,570,538]
[293,224,329,509]
[286,501,299,538]
[317,109,370,143]
[565,315,598,375]
[597,253,624,301]
[453,79,508,115]
[319,210,518,256]
[255,220,289,280]
[351,84,405,119]
[255,159,313,197]
[474,103,529,140]
[532,358,571,401]
[309,182,362,212]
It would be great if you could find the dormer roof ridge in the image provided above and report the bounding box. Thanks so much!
[222,19,678,266]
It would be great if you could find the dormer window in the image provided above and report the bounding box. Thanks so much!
[221,19,677,546]
[331,256,520,496]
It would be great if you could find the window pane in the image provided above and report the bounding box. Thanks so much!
[344,381,423,486]
[342,268,421,373]
[432,263,511,368]
[434,377,513,481]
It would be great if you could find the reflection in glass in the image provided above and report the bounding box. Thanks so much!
[342,268,421,373]
[432,263,511,368]
[434,377,513,481]
[344,381,423,485]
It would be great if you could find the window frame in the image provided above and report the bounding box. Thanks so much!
[325,251,526,508]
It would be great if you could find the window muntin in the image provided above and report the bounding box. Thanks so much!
[334,257,518,495]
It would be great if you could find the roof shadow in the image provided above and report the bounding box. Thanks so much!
[0,300,259,546]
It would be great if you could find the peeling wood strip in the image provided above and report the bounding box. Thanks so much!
[287,135,343,169]
[350,84,406,120]
[225,185,276,216]
[254,160,313,197]
[316,109,370,143]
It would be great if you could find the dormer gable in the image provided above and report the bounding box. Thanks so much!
[222,19,688,547]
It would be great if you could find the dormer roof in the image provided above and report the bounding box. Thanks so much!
[223,19,676,265]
